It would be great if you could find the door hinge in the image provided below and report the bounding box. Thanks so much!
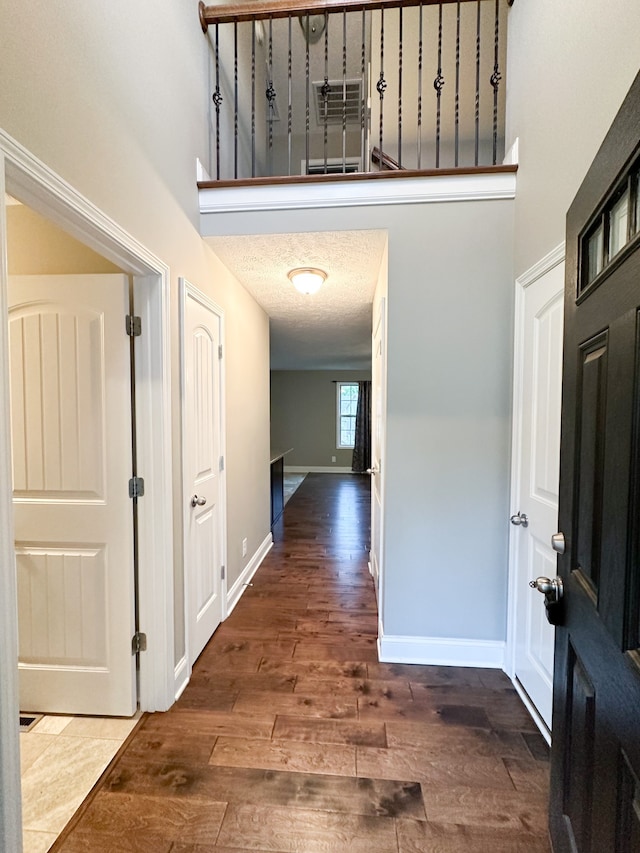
[129,476,145,498]
[218,344,223,359]
[132,632,147,655]
[219,456,224,471]
[221,565,225,580]
[126,315,142,337]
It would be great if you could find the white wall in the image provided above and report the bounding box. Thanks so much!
[505,0,640,277]
[0,1,271,667]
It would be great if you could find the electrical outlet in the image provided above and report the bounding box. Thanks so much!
[242,538,248,557]
[331,455,336,462]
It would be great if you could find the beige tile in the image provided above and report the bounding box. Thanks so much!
[32,715,73,735]
[21,735,121,833]
[20,733,56,774]
[22,829,58,853]
[62,715,140,740]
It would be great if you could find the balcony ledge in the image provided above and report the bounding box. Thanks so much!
[198,165,517,216]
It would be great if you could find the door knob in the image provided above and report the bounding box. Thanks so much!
[529,575,563,602]
[529,575,564,625]
[366,464,379,476]
[190,494,207,507]
[551,532,565,554]
[510,511,529,527]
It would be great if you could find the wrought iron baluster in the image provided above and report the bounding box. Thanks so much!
[288,16,293,176]
[377,9,386,163]
[361,10,366,172]
[397,7,403,168]
[342,9,347,172]
[434,4,445,168]
[491,0,502,165]
[212,23,222,180]
[475,0,481,166]
[417,4,423,169]
[251,20,256,177]
[306,13,310,174]
[323,12,329,173]
[266,19,276,174]
[234,22,238,179]
[455,1,460,166]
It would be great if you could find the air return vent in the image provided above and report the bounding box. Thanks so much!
[313,79,363,126]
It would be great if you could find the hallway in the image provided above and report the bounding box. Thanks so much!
[51,473,550,852]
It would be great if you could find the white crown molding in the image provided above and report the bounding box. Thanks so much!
[199,172,517,217]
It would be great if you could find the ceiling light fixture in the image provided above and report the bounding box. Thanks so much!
[288,267,327,295]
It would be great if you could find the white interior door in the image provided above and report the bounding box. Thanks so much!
[510,260,564,733]
[9,274,136,716]
[369,298,385,604]
[182,280,225,666]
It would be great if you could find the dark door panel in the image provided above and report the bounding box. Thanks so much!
[551,70,640,853]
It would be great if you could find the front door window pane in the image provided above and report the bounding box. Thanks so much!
[587,222,604,284]
[609,187,630,259]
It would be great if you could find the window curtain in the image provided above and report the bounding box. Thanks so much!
[351,380,372,473]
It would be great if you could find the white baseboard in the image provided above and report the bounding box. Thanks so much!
[226,532,273,616]
[378,633,505,669]
[174,655,189,702]
[284,466,354,474]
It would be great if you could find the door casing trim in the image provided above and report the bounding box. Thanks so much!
[504,241,565,724]
[178,277,228,699]
[0,128,175,852]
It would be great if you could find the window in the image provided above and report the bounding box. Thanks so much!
[337,382,359,448]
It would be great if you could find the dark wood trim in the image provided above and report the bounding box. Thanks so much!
[371,147,406,171]
[200,0,476,29]
[198,163,517,190]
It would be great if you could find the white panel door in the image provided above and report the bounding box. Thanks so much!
[9,274,136,716]
[182,281,224,665]
[370,298,385,603]
[512,262,564,732]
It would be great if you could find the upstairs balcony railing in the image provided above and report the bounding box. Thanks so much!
[198,0,508,184]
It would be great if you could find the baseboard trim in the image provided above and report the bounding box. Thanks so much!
[377,633,505,669]
[174,655,189,701]
[226,532,273,616]
[284,466,354,474]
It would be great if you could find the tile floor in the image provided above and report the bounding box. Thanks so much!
[20,713,140,853]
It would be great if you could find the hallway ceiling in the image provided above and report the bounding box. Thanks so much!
[207,229,386,370]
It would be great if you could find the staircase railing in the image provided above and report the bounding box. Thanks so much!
[198,0,507,182]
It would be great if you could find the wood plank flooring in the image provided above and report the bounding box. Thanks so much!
[52,473,551,852]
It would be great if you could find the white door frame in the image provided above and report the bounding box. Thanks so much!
[0,129,175,852]
[505,241,565,741]
[177,277,227,697]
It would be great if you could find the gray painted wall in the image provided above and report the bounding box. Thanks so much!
[271,370,371,468]
[505,0,640,277]
[203,195,515,644]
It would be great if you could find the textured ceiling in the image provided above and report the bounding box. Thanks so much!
[207,230,387,370]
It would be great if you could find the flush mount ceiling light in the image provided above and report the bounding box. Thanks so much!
[288,267,327,295]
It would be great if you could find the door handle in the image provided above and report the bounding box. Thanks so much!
[510,511,529,527]
[529,575,564,626]
[190,494,207,508]
[551,532,565,554]
[366,464,380,476]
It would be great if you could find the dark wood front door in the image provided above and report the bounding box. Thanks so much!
[550,71,640,852]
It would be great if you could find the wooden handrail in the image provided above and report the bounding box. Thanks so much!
[371,147,406,171]
[197,164,517,190]
[200,0,470,31]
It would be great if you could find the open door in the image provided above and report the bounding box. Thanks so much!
[369,297,385,602]
[550,72,640,851]
[9,274,137,717]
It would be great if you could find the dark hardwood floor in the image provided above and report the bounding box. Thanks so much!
[52,473,551,852]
